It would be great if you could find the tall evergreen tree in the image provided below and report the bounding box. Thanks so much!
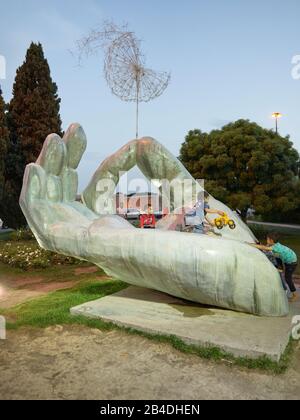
[9,42,62,165]
[1,42,62,228]
[0,86,8,204]
[1,108,25,229]
[0,85,25,228]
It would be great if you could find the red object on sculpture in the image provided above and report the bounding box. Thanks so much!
[140,214,156,229]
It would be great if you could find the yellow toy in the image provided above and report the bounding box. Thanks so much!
[214,213,236,230]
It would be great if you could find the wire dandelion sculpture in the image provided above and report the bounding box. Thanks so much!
[76,22,171,138]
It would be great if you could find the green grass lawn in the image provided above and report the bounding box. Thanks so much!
[0,230,13,241]
[3,278,127,328]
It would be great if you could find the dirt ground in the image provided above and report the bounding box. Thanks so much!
[0,325,300,400]
[0,267,299,400]
[0,266,101,309]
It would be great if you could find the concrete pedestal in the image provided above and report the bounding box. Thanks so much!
[71,286,300,361]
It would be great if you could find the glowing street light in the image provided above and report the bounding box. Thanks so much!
[272,112,282,134]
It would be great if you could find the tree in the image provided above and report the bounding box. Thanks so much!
[1,42,62,228]
[9,42,62,165]
[179,120,300,221]
[0,86,25,228]
[0,86,8,205]
[282,181,300,223]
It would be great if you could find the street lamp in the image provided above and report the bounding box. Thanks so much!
[272,112,282,134]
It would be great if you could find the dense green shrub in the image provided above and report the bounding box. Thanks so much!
[179,120,300,221]
[10,228,35,241]
[0,241,83,270]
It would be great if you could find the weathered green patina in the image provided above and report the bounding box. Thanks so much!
[20,124,289,317]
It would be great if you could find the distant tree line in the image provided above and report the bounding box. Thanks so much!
[179,120,300,223]
[0,43,62,228]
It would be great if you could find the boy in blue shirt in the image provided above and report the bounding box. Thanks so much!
[251,232,298,302]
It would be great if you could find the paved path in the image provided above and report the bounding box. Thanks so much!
[0,326,300,400]
[248,221,300,230]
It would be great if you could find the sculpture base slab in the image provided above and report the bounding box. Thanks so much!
[70,286,300,362]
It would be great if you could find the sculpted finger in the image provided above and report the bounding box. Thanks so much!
[63,123,87,169]
[36,134,65,203]
[61,123,87,202]
[20,163,47,206]
[83,139,138,213]
[36,134,65,175]
[137,137,193,181]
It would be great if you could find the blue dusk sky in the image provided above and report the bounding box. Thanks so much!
[1,0,300,190]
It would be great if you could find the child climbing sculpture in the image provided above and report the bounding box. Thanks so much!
[185,191,225,234]
[250,232,298,302]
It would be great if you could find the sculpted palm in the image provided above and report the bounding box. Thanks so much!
[20,123,288,317]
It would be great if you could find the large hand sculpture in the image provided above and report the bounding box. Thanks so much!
[20,124,289,317]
